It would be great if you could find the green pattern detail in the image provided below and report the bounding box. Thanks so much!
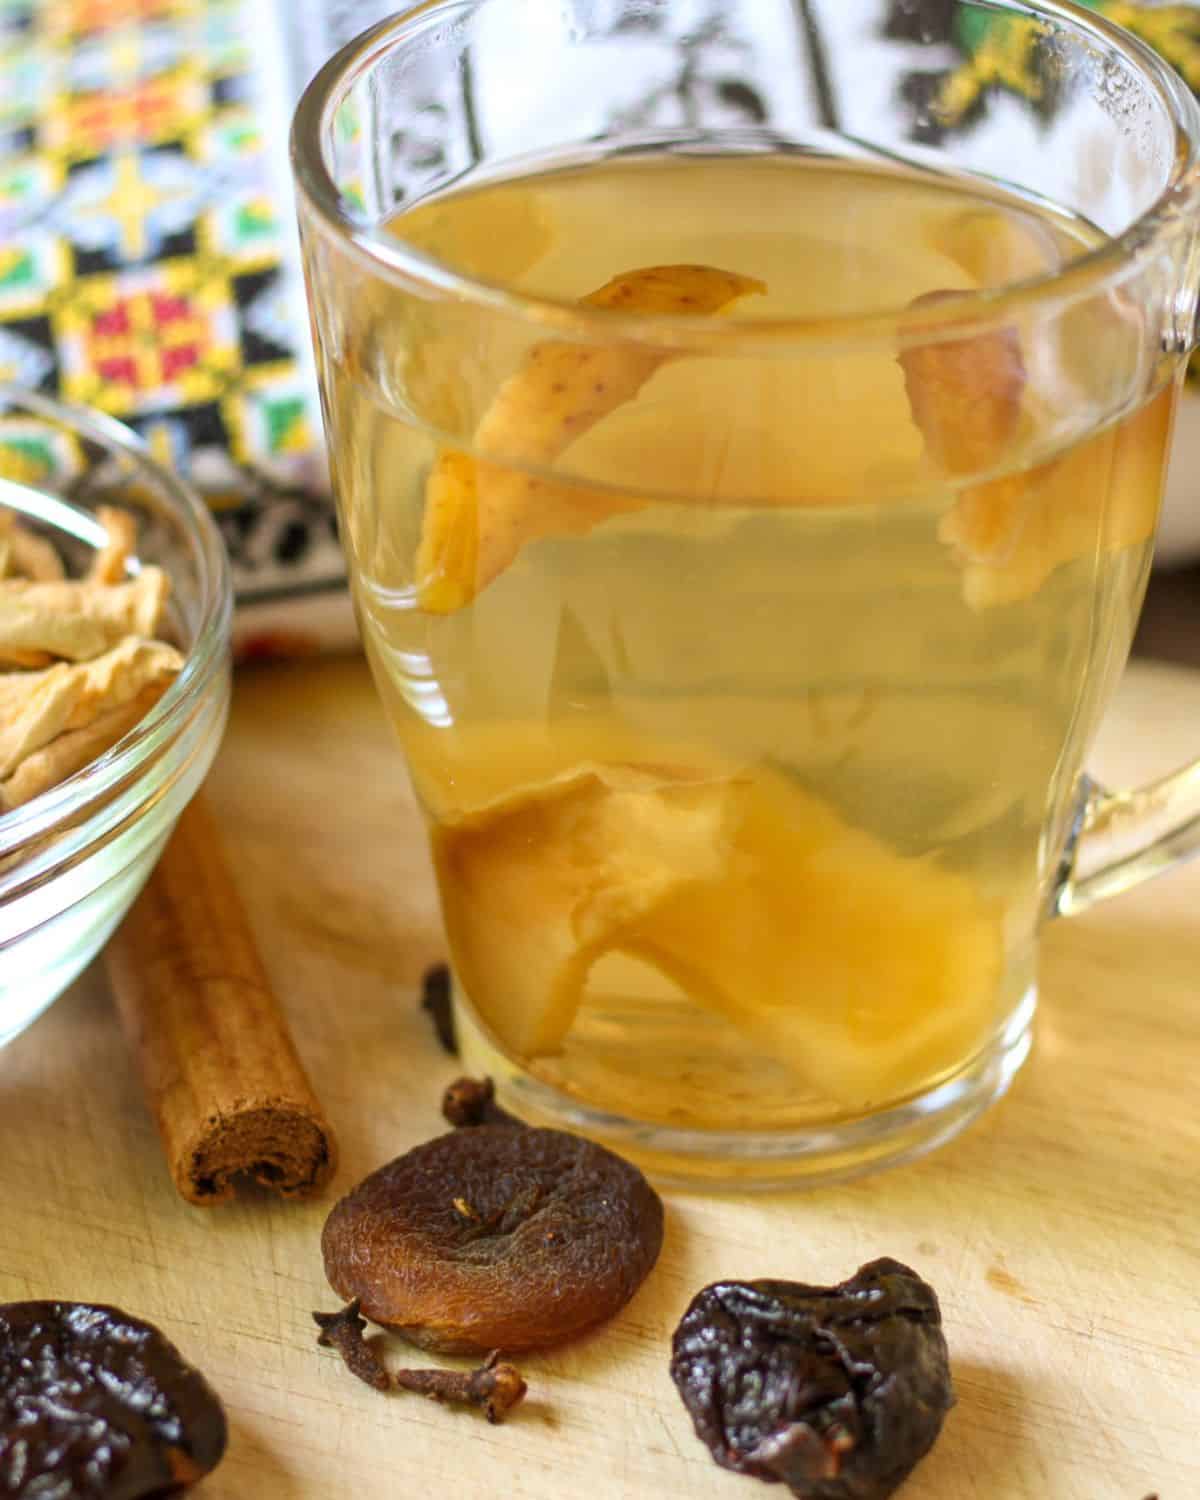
[0,435,55,478]
[263,396,306,453]
[0,251,34,290]
[234,202,276,238]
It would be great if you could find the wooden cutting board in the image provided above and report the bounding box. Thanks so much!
[1,654,1197,1500]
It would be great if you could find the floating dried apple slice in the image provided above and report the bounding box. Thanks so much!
[899,295,1025,477]
[432,761,739,1059]
[939,380,1171,608]
[901,290,1165,607]
[415,264,765,612]
[431,733,998,1106]
[930,207,1061,289]
[619,766,1001,1109]
[899,294,1044,606]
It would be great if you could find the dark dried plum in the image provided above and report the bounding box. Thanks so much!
[0,1301,226,1499]
[322,1124,663,1354]
[669,1259,953,1500]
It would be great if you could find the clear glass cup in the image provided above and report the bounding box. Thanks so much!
[292,0,1200,1185]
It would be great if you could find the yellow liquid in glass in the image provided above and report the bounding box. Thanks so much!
[333,155,1173,1133]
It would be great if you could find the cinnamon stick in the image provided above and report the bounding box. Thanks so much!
[105,793,337,1206]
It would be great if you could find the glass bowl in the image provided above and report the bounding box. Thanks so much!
[0,389,232,1045]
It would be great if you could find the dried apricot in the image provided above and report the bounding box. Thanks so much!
[0,1301,226,1498]
[670,1259,953,1500]
[321,1124,663,1355]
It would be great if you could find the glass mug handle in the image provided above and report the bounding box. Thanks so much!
[1056,261,1200,918]
[1057,763,1200,916]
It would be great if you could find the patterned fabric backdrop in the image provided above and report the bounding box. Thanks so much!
[0,0,357,655]
[2,0,1199,655]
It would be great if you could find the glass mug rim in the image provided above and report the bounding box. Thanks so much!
[291,0,1200,354]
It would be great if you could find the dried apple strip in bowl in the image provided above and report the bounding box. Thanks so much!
[0,508,66,583]
[0,506,182,816]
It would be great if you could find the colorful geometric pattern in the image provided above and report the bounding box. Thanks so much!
[4,0,1197,632]
[0,0,343,615]
[886,1,1200,374]
[889,1,1200,146]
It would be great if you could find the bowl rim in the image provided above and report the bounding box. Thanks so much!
[0,387,232,863]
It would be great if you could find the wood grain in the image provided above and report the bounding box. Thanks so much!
[1,654,1197,1500]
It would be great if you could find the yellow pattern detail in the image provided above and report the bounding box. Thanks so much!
[1099,5,1200,93]
[933,19,1047,131]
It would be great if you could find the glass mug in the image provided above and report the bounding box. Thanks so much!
[292,0,1200,1184]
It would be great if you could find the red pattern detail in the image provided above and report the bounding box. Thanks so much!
[150,293,190,325]
[66,0,174,38]
[160,343,199,378]
[93,305,131,337]
[84,289,211,392]
[96,354,138,385]
[68,80,184,151]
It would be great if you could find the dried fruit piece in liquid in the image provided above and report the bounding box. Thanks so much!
[433,758,738,1059]
[414,263,764,611]
[670,1259,953,1500]
[0,1301,227,1499]
[938,382,1171,608]
[615,763,1000,1109]
[435,738,999,1109]
[899,296,1025,478]
[929,206,1061,288]
[321,1123,663,1355]
[899,290,1164,608]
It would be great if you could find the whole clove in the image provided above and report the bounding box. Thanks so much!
[313,1302,527,1421]
[313,1300,389,1392]
[421,964,457,1054]
[441,1075,521,1129]
[392,1350,527,1424]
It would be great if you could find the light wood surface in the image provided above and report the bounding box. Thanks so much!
[1,654,1197,1500]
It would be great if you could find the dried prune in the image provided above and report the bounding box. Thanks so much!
[322,1124,663,1355]
[0,1301,226,1498]
[670,1259,953,1500]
